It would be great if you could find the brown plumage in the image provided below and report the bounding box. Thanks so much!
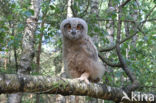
[60,18,105,83]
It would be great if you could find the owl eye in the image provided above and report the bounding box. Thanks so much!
[77,24,83,30]
[65,24,71,30]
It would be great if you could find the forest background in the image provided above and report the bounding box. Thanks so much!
[0,0,156,103]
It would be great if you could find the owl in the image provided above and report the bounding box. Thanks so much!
[60,18,105,83]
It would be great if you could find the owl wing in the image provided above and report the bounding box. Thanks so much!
[82,36,98,60]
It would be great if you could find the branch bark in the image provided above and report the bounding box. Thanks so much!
[116,7,139,92]
[0,74,155,103]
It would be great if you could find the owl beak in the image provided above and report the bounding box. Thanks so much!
[71,29,76,35]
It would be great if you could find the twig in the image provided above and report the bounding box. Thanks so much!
[141,5,156,27]
[99,30,138,52]
[119,0,132,8]
[98,53,121,67]
[70,0,77,17]
[71,0,90,17]
[79,0,90,17]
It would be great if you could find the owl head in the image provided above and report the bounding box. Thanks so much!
[60,18,88,40]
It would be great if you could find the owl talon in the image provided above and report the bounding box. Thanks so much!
[77,72,90,84]
[78,77,89,84]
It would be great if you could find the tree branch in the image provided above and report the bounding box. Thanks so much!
[99,29,138,52]
[95,18,156,23]
[98,53,121,67]
[116,7,139,92]
[0,74,155,103]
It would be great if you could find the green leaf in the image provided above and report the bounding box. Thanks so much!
[28,9,34,15]
[8,40,14,47]
[24,9,34,17]
[144,36,148,41]
[50,5,55,10]
[0,28,5,32]
[24,11,32,17]
[11,3,16,8]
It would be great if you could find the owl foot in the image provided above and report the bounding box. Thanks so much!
[78,72,90,84]
[78,77,89,84]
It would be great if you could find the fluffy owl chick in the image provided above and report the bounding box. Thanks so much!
[60,18,105,83]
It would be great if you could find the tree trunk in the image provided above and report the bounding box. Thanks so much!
[35,0,50,102]
[10,22,18,71]
[106,0,115,46]
[124,1,139,59]
[90,0,99,15]
[89,0,100,102]
[7,0,40,103]
[4,51,8,70]
[105,0,116,85]
[67,0,73,18]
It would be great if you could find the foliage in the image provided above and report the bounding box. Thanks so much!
[0,0,155,102]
